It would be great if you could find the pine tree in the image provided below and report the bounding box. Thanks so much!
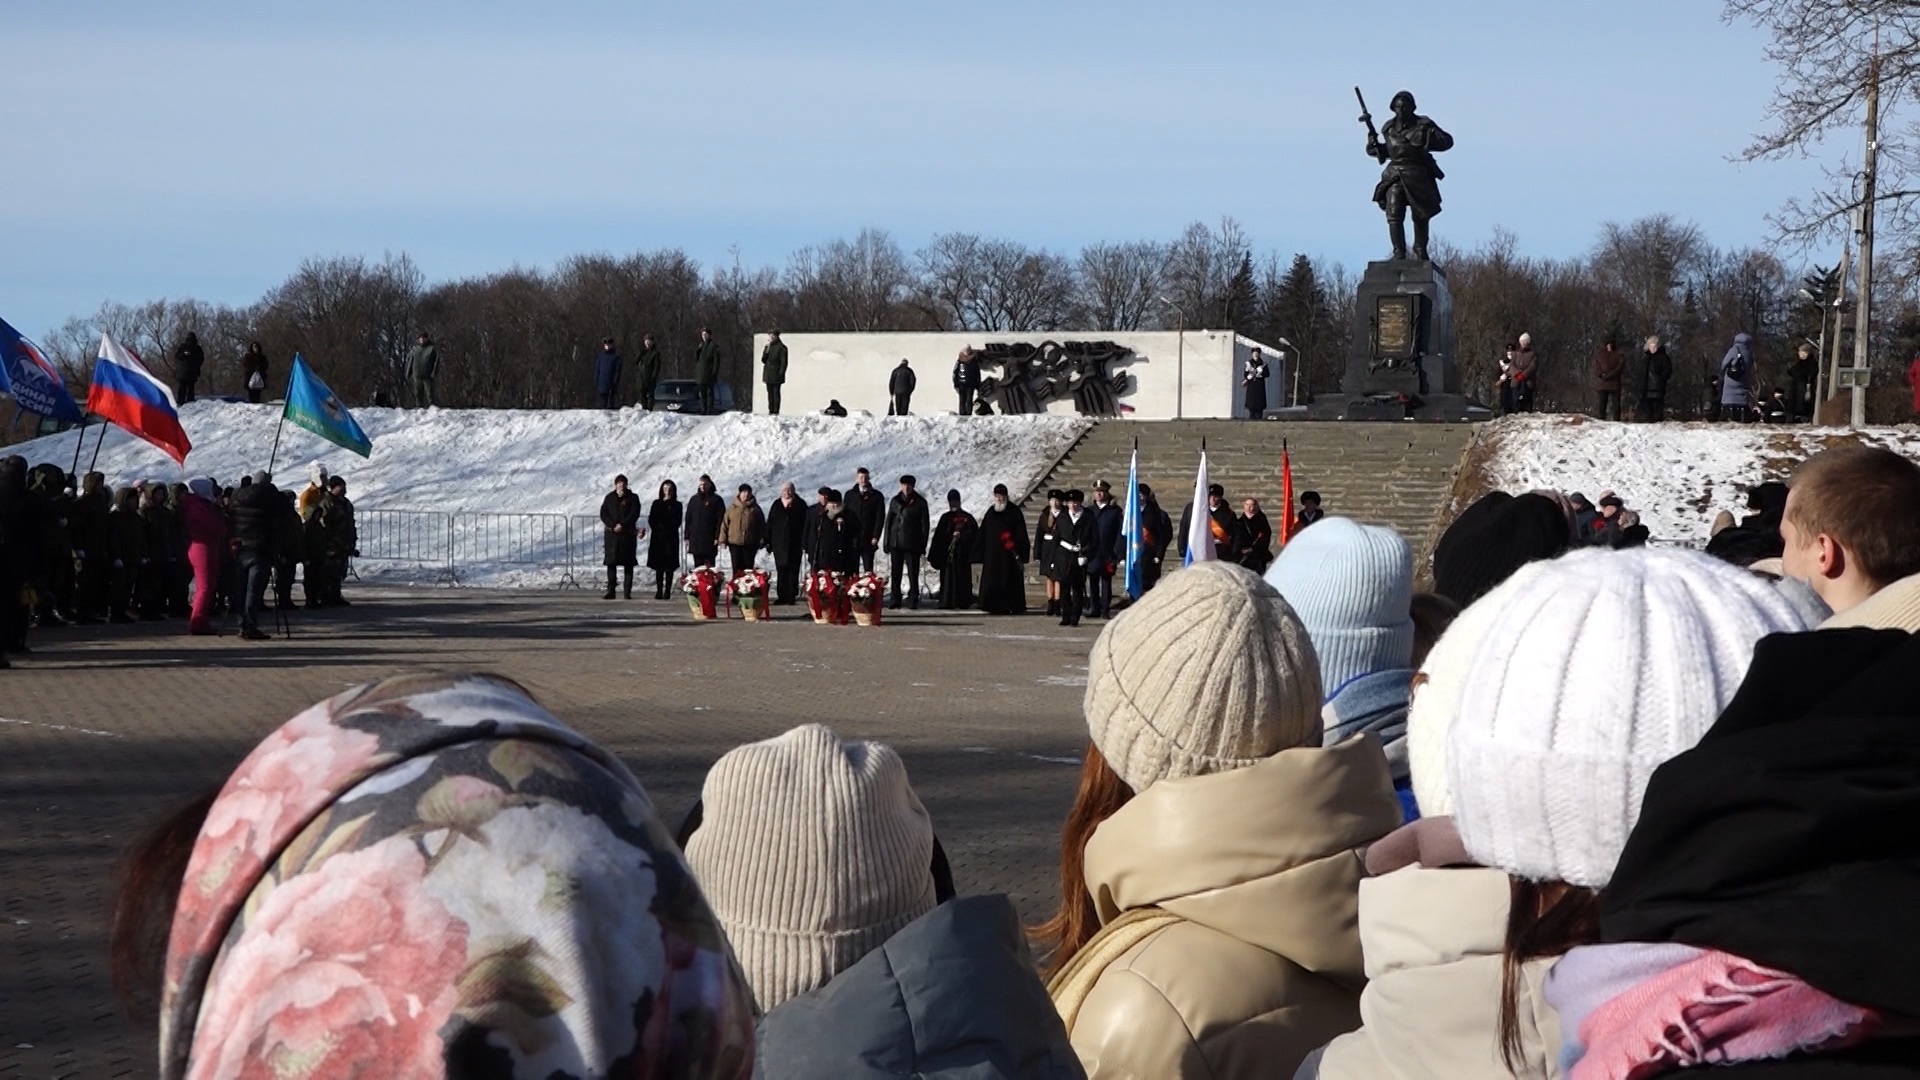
[1270,255,1337,396]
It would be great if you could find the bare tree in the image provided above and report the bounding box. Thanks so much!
[1161,218,1251,327]
[1076,241,1165,330]
[910,232,988,330]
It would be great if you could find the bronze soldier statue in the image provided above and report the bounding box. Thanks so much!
[1359,89,1453,261]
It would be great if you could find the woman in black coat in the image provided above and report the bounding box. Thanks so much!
[600,475,643,599]
[645,480,682,600]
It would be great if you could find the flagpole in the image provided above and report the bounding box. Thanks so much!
[264,359,294,478]
[69,417,88,478]
[87,418,108,474]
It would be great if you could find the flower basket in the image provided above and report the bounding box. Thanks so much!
[807,571,850,625]
[679,566,723,620]
[727,569,771,622]
[845,572,887,627]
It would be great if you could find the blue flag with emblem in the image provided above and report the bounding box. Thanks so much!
[1122,441,1144,600]
[284,353,372,457]
[0,314,85,423]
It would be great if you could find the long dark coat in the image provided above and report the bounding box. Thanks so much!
[815,511,861,574]
[766,495,809,568]
[930,510,978,571]
[600,489,642,566]
[684,491,726,552]
[974,504,1030,615]
[883,491,931,557]
[1045,509,1098,580]
[646,498,682,572]
[846,485,886,554]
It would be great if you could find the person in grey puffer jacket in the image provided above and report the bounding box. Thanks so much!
[1719,332,1755,422]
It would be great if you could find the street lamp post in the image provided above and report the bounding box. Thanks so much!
[1276,336,1299,406]
[1155,296,1187,419]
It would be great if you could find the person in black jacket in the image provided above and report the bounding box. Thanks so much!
[1788,342,1820,422]
[1178,484,1243,562]
[804,486,830,574]
[241,341,269,404]
[271,489,303,610]
[815,490,861,574]
[72,472,112,624]
[929,490,978,610]
[1237,497,1274,574]
[682,474,725,569]
[888,359,917,416]
[765,481,809,604]
[1243,347,1270,419]
[1638,335,1673,422]
[0,456,30,658]
[645,479,682,599]
[174,331,206,404]
[882,474,931,609]
[845,468,885,573]
[599,474,642,599]
[593,338,622,411]
[1138,484,1173,593]
[1569,628,1920,1075]
[1046,490,1096,627]
[952,347,982,416]
[1035,489,1065,616]
[974,485,1030,615]
[1085,480,1125,619]
[228,471,279,639]
[635,333,662,410]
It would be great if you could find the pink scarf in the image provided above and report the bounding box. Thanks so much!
[1555,946,1878,1079]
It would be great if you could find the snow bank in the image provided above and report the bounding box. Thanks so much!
[12,404,1091,587]
[1474,415,1920,545]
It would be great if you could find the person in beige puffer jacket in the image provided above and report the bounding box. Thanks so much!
[1038,561,1402,1079]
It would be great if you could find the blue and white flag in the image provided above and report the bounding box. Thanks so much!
[285,353,372,457]
[1123,444,1145,599]
[0,314,85,423]
[1184,446,1215,566]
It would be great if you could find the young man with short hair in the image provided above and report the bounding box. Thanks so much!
[1781,445,1920,620]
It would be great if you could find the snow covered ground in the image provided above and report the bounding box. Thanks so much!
[1474,415,1920,545]
[12,403,1091,586]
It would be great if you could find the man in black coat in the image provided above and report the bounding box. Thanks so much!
[1047,490,1097,627]
[635,333,662,410]
[760,331,789,415]
[229,471,280,640]
[952,348,982,416]
[882,474,931,609]
[1139,484,1173,593]
[693,327,721,414]
[682,474,726,569]
[593,338,622,410]
[174,331,206,404]
[816,490,861,574]
[974,484,1030,615]
[846,468,886,573]
[804,486,830,575]
[930,489,978,609]
[765,481,809,604]
[0,457,32,659]
[1179,483,1243,562]
[1085,480,1125,618]
[1639,336,1673,422]
[889,359,917,416]
[599,474,642,599]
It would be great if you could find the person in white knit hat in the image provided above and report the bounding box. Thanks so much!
[1040,560,1402,1080]
[1300,546,1813,1080]
[683,724,937,1012]
[1264,516,1418,814]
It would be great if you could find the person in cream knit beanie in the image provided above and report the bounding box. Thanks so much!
[684,723,936,1011]
[1262,516,1415,697]
[1083,560,1322,792]
[1444,547,1811,889]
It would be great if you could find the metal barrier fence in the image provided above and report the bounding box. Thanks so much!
[449,512,578,587]
[352,509,584,587]
[354,509,455,583]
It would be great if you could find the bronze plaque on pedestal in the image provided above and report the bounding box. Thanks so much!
[1375,295,1416,359]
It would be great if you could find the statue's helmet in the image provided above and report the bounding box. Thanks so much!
[1390,90,1416,113]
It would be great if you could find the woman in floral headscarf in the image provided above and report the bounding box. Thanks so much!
[112,672,755,1079]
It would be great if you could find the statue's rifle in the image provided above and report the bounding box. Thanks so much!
[1355,87,1379,144]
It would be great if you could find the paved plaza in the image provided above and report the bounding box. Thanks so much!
[0,589,1096,1078]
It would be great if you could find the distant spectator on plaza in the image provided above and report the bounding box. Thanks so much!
[594,337,622,410]
[172,332,204,405]
[241,341,269,404]
[1592,338,1625,420]
[1294,490,1325,533]
[1510,332,1538,412]
[889,358,917,416]
[1719,332,1755,423]
[636,332,662,410]
[760,330,788,415]
[1907,350,1920,420]
[1789,342,1819,421]
[1639,335,1672,421]
[1243,348,1270,419]
[694,326,721,413]
[953,347,982,416]
[406,332,438,408]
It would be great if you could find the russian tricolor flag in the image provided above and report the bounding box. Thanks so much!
[87,333,192,465]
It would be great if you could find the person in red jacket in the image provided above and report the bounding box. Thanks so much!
[1907,352,1920,418]
[181,478,229,635]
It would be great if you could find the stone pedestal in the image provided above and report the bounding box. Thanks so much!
[1298,258,1486,422]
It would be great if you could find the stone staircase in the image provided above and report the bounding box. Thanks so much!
[1024,420,1480,545]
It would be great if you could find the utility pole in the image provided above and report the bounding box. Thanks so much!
[1851,38,1881,428]
[1828,237,1851,415]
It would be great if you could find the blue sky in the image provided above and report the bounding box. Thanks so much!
[2,0,1836,341]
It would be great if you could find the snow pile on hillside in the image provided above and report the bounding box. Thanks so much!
[1475,415,1920,545]
[12,404,1091,586]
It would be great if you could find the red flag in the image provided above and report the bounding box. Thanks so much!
[1279,443,1295,547]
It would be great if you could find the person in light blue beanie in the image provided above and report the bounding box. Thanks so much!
[1264,516,1419,818]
